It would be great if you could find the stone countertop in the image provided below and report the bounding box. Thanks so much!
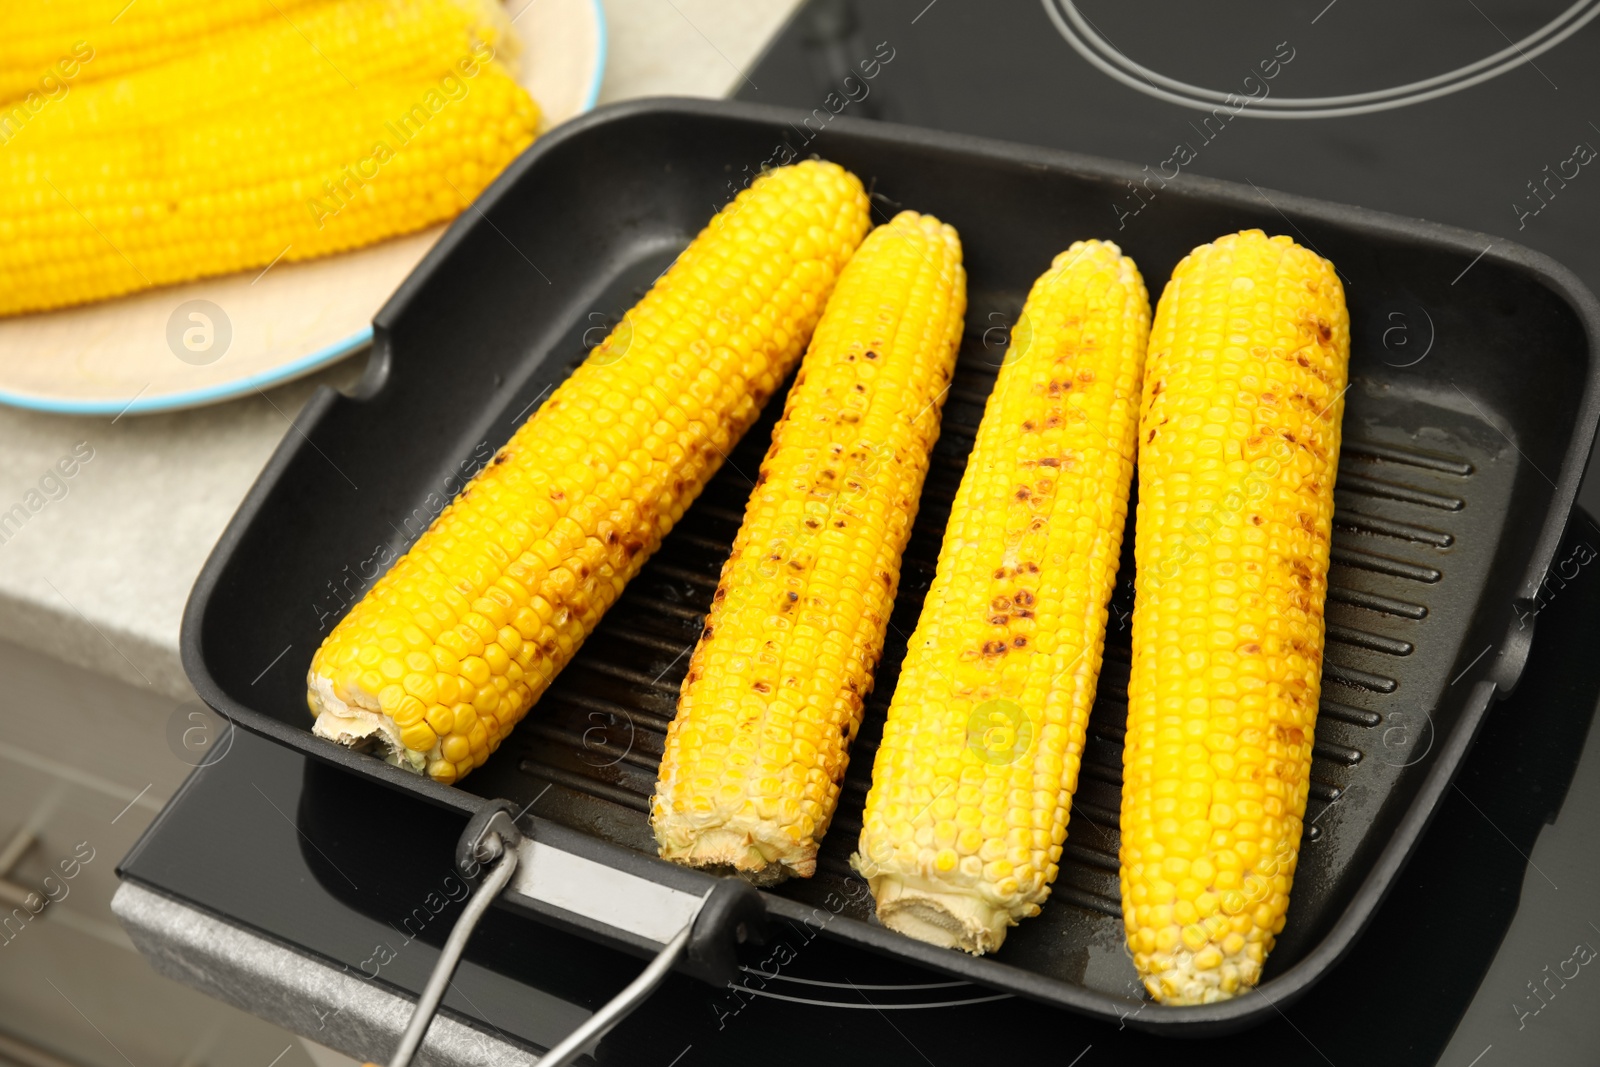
[0,0,802,701]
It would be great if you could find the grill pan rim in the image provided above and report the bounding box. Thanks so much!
[178,97,1600,1035]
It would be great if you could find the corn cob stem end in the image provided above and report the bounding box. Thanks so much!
[308,673,428,775]
[655,826,808,887]
[869,876,1012,955]
[1139,948,1262,1006]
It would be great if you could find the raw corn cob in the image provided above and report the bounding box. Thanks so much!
[0,46,536,316]
[8,0,516,144]
[308,161,871,784]
[0,0,326,101]
[853,241,1150,952]
[1122,230,1349,1004]
[652,211,967,884]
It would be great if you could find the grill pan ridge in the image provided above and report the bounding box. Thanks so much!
[179,98,1600,1033]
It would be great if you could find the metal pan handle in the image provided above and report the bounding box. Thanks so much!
[372,801,763,1067]
[378,808,521,1067]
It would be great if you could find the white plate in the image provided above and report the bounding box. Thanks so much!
[0,0,607,417]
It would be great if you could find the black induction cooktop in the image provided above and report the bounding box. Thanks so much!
[120,1,1600,1062]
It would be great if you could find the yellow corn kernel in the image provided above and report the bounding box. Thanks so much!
[0,1,533,316]
[853,240,1150,953]
[652,211,966,884]
[1122,229,1349,1004]
[308,161,871,782]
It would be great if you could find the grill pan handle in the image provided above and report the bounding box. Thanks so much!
[374,803,522,1067]
[527,878,763,1066]
[372,801,765,1067]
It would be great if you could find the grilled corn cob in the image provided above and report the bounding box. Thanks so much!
[308,161,871,784]
[853,241,1150,952]
[1122,230,1349,1004]
[652,211,967,884]
[0,46,535,316]
[7,0,514,144]
[0,0,325,102]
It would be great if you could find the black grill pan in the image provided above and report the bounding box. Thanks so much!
[180,98,1600,1033]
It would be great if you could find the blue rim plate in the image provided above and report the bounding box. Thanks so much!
[0,0,608,418]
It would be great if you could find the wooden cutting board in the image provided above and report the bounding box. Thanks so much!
[0,0,606,416]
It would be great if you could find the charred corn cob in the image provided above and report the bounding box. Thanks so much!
[853,241,1150,952]
[7,0,514,144]
[308,161,871,784]
[1122,230,1349,1004]
[0,45,535,316]
[652,211,967,884]
[0,0,325,102]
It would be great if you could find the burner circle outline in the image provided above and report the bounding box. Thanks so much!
[1043,0,1600,119]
